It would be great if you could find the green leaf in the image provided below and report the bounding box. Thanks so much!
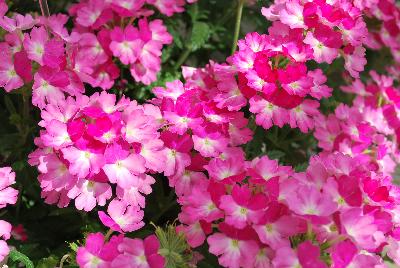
[36,256,59,268]
[266,150,285,160]
[295,162,309,172]
[167,24,183,49]
[154,224,193,268]
[190,22,210,51]
[9,249,34,268]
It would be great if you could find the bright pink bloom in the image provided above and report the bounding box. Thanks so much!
[110,25,141,65]
[111,235,165,268]
[98,199,144,233]
[219,185,267,229]
[23,26,48,65]
[77,232,119,268]
[207,232,258,268]
[0,220,11,262]
[0,44,23,92]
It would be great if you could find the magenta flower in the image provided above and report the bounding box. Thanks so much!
[99,199,144,233]
[111,235,165,268]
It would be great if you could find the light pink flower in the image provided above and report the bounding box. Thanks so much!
[99,199,144,233]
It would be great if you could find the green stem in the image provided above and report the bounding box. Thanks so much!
[104,229,114,241]
[306,221,313,240]
[231,0,245,55]
[174,45,192,70]
[38,0,50,17]
[320,235,346,250]
[59,254,70,268]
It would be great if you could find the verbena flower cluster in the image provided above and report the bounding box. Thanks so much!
[2,0,400,267]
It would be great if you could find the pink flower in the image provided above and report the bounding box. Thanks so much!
[0,13,34,32]
[287,99,320,133]
[279,1,305,29]
[219,185,267,229]
[285,184,337,217]
[343,46,367,79]
[75,0,108,28]
[37,154,75,192]
[62,147,104,179]
[23,26,48,65]
[215,76,247,111]
[0,43,23,92]
[32,68,68,109]
[297,241,328,268]
[111,0,145,17]
[249,156,293,183]
[308,69,332,100]
[272,246,300,268]
[207,231,259,268]
[116,174,155,208]
[0,220,11,262]
[78,33,108,65]
[146,0,186,16]
[110,25,141,65]
[139,139,167,173]
[11,224,28,242]
[249,96,288,130]
[253,203,306,250]
[192,126,228,158]
[102,143,146,189]
[177,220,211,248]
[77,232,119,268]
[161,132,192,177]
[0,167,18,208]
[341,208,380,250]
[304,31,338,64]
[331,240,358,268]
[98,199,144,233]
[67,179,112,211]
[111,235,165,268]
[179,181,223,223]
[122,109,160,143]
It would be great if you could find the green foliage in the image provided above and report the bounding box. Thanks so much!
[154,224,193,268]
[190,22,211,51]
[8,249,34,268]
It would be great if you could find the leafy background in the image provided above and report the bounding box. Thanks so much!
[0,0,394,267]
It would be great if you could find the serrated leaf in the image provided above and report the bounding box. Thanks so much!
[9,249,34,268]
[190,22,210,51]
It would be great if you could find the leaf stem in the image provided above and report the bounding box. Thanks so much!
[38,0,50,17]
[59,254,70,268]
[174,45,192,70]
[104,229,114,241]
[231,0,245,55]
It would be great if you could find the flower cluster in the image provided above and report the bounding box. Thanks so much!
[0,0,196,107]
[3,0,400,266]
[0,167,19,262]
[176,152,400,267]
[76,232,165,268]
[29,91,167,233]
[231,31,331,132]
[316,71,400,176]
[262,0,368,77]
